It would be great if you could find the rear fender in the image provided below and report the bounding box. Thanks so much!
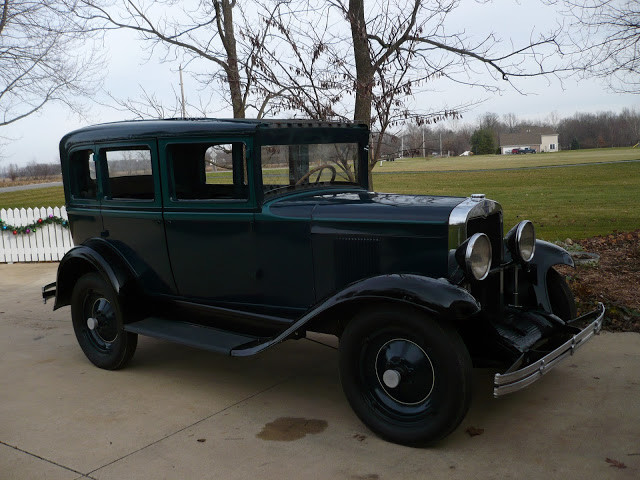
[53,238,137,310]
[530,240,574,313]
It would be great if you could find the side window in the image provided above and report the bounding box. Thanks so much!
[168,142,248,200]
[102,147,154,200]
[69,149,97,200]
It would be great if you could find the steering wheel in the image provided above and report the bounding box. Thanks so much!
[294,164,337,185]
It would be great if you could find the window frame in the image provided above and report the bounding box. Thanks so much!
[160,136,256,211]
[96,140,161,208]
[67,146,100,205]
[254,127,369,205]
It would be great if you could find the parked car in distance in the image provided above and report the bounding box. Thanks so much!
[512,147,536,154]
[43,119,604,446]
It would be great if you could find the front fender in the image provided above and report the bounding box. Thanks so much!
[530,240,575,313]
[232,274,481,357]
[53,239,136,310]
[313,273,481,321]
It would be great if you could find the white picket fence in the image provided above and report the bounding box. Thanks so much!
[0,207,74,263]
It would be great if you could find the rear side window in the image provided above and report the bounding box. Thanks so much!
[69,149,97,200]
[168,142,248,201]
[103,147,154,200]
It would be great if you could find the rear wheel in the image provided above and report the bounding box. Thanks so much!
[339,305,472,445]
[71,272,137,370]
[547,268,577,321]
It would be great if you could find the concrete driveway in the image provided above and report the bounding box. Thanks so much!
[1,263,639,480]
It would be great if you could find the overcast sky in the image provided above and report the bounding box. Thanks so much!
[2,0,639,166]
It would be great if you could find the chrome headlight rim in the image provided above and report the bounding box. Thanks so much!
[513,220,536,263]
[461,232,492,281]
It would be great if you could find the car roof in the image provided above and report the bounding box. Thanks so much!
[60,118,367,151]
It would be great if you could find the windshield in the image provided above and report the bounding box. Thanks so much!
[261,142,360,197]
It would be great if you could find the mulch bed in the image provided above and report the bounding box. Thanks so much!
[557,230,640,333]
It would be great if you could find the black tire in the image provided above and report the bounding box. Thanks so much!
[71,272,137,370]
[547,268,577,321]
[339,305,472,446]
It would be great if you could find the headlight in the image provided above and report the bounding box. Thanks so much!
[456,233,492,281]
[506,220,536,262]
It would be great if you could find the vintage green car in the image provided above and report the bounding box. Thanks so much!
[43,119,604,445]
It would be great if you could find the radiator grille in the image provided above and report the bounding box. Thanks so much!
[467,213,503,266]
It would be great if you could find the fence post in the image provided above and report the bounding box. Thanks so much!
[0,208,7,263]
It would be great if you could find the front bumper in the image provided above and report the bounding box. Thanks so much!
[493,303,605,397]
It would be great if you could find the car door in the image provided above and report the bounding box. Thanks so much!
[97,140,177,295]
[160,137,258,304]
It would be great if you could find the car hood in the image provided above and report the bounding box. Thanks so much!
[266,190,466,224]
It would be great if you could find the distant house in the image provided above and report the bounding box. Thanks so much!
[499,132,559,154]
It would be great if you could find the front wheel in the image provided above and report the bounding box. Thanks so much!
[339,305,472,445]
[71,272,137,370]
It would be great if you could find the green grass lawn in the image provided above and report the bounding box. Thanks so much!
[376,146,640,172]
[373,162,640,241]
[2,149,638,241]
[0,187,65,210]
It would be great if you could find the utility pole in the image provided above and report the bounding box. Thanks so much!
[422,130,426,158]
[179,65,187,119]
[439,133,442,158]
[400,135,404,159]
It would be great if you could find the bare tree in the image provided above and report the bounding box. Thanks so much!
[547,110,561,132]
[104,83,214,120]
[244,0,352,121]
[0,0,99,128]
[550,0,640,93]
[322,0,567,181]
[503,113,519,133]
[73,0,281,119]
[557,109,640,148]
[253,0,476,181]
[70,1,571,188]
[342,0,566,121]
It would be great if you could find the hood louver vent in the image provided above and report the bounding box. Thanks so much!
[334,236,381,287]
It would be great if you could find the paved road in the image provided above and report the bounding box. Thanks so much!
[0,182,62,194]
[1,262,638,480]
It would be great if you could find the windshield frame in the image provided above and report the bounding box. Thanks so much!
[254,124,370,203]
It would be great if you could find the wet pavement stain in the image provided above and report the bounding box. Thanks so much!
[256,417,328,441]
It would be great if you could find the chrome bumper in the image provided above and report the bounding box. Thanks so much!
[494,303,605,397]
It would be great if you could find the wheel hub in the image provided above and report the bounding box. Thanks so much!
[375,338,435,405]
[85,297,118,346]
[382,369,401,388]
[87,317,98,330]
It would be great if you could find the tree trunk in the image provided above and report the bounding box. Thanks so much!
[348,0,374,126]
[216,0,245,118]
[348,0,375,187]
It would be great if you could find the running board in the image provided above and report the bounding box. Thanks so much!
[124,317,264,355]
